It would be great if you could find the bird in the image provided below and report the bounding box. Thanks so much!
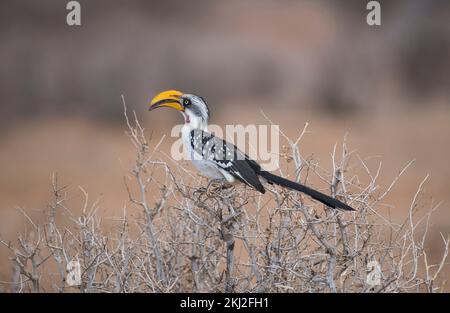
[148,90,354,211]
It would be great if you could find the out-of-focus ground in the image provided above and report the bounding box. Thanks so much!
[1,0,450,289]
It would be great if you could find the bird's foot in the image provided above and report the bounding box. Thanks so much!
[193,179,221,197]
[206,179,225,195]
[194,179,234,199]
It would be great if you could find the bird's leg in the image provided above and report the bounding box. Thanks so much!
[206,178,225,194]
[205,179,235,196]
[220,182,234,190]
[194,179,234,200]
[194,178,222,196]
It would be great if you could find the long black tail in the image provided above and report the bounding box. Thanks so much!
[258,171,355,211]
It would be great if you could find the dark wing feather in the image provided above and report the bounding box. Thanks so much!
[190,130,265,193]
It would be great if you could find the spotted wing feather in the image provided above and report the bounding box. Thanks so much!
[190,130,265,193]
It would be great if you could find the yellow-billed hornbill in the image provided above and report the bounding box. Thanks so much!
[148,90,354,211]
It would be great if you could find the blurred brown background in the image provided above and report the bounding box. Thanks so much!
[1,0,450,288]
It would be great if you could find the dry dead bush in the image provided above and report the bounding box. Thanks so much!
[0,103,448,293]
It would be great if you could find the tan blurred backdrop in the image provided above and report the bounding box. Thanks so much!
[1,0,450,288]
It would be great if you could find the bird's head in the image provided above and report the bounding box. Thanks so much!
[148,90,210,130]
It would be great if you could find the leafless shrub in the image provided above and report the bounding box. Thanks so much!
[0,102,448,293]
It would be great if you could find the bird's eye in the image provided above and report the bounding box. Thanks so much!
[183,99,191,106]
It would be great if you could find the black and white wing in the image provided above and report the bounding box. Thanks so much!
[189,129,265,193]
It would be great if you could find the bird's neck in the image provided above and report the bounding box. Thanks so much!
[181,114,208,156]
[183,112,208,132]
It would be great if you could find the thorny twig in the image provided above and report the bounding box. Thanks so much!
[0,101,447,293]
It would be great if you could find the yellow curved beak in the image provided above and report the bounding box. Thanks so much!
[148,90,184,111]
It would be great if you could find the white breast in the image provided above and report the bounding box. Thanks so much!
[181,124,228,181]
